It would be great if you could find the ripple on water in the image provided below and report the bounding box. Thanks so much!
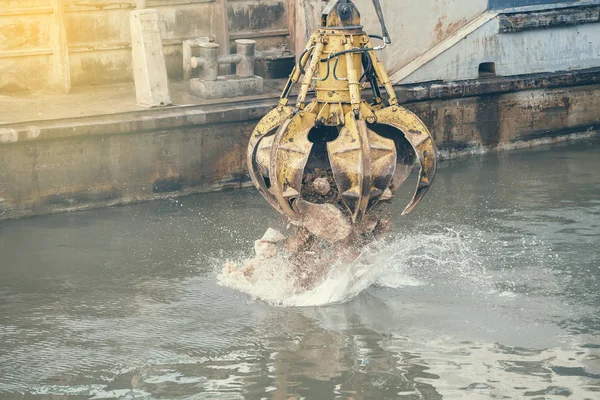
[2,139,600,399]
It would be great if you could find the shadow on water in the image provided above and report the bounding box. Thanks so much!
[1,137,599,399]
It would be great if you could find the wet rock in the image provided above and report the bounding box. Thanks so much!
[254,240,278,259]
[261,228,286,243]
[374,217,392,235]
[313,178,331,195]
[294,199,353,243]
[285,237,304,253]
[380,187,393,201]
[357,214,378,234]
[284,227,312,253]
[302,168,339,204]
[252,228,285,259]
[241,258,260,278]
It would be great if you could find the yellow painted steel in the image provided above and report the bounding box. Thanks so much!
[314,33,363,105]
[327,111,398,222]
[374,106,437,215]
[296,40,325,108]
[367,42,399,106]
[328,112,370,222]
[247,105,294,213]
[344,41,363,115]
[269,111,316,220]
[247,0,438,226]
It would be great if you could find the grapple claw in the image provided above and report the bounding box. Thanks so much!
[247,106,293,214]
[269,112,316,220]
[373,107,438,215]
[327,112,397,222]
[247,0,438,240]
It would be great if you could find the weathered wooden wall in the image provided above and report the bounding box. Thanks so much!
[0,0,290,92]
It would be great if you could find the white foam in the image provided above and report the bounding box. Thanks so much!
[218,227,490,307]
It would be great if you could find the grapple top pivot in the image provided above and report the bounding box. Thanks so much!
[322,0,361,29]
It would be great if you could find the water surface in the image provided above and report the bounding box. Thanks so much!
[1,138,599,399]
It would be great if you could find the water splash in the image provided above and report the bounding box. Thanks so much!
[218,227,491,307]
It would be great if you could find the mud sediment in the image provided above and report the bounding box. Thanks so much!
[302,168,340,206]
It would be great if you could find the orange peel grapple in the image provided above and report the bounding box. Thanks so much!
[247,0,437,237]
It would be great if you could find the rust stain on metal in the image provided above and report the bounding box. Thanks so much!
[434,15,467,42]
[499,6,600,33]
[476,94,501,148]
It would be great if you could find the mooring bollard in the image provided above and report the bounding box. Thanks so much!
[234,39,257,78]
[182,37,211,82]
[191,42,220,81]
[188,39,263,99]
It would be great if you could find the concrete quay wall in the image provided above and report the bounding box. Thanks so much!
[0,69,599,220]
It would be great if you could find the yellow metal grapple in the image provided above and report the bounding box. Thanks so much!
[248,0,437,236]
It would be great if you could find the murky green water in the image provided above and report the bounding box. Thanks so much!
[1,138,599,399]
